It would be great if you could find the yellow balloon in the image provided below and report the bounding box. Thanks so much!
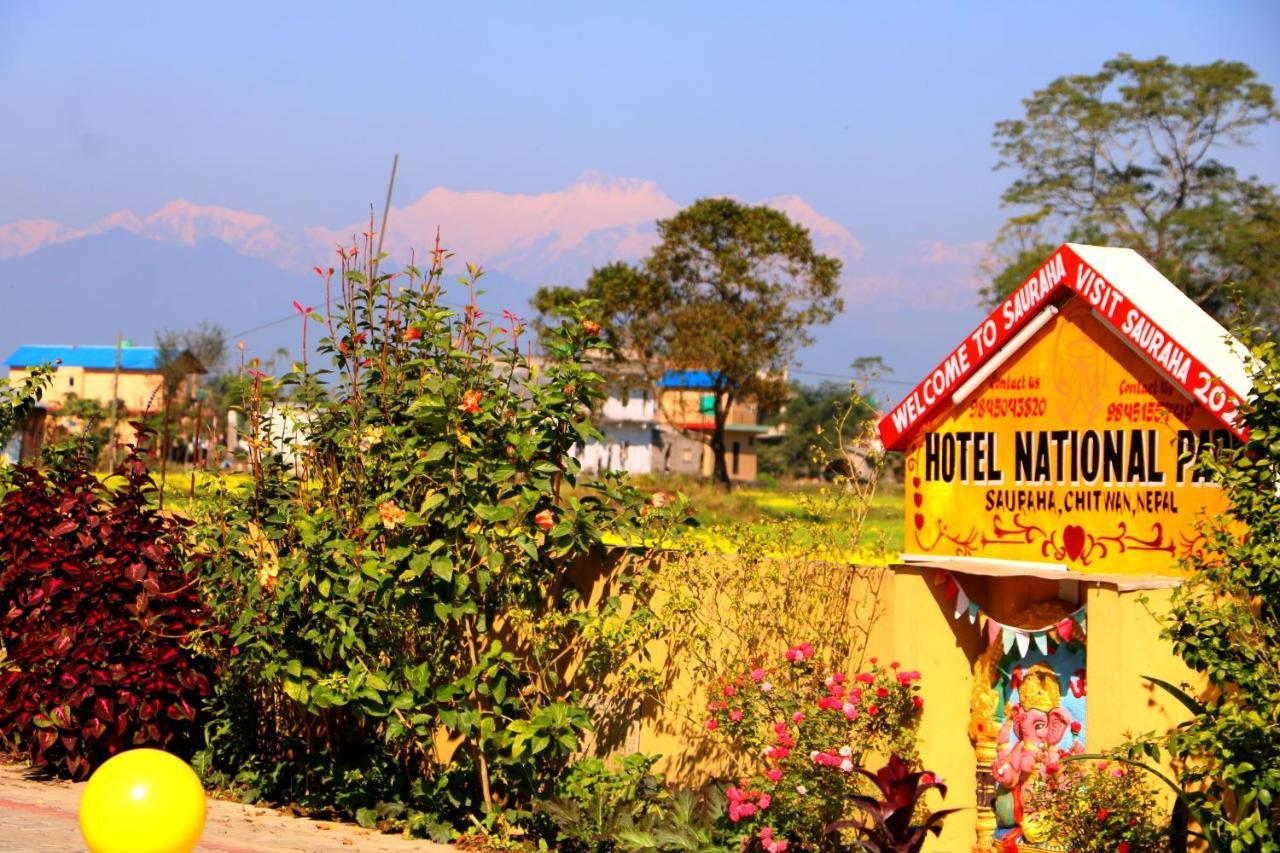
[79,748,207,853]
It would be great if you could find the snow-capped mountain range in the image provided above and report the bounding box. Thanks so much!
[0,175,865,287]
[0,175,984,388]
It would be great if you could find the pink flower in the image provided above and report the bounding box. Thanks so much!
[912,695,924,709]
[773,722,788,735]
[758,793,771,809]
[729,709,743,722]
[876,687,889,698]
[890,660,900,669]
[791,711,804,724]
[705,718,718,731]
[766,768,782,782]
[785,648,799,661]
[839,758,853,772]
[723,685,736,697]
[751,668,765,682]
[855,673,875,684]
[760,682,773,693]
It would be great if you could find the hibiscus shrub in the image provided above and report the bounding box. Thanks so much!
[703,643,924,849]
[0,448,212,779]
[1023,757,1167,853]
[194,236,689,832]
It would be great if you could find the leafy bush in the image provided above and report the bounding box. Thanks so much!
[1024,757,1166,852]
[825,755,957,853]
[701,643,923,849]
[193,236,688,831]
[1115,338,1280,852]
[541,753,671,851]
[0,447,212,778]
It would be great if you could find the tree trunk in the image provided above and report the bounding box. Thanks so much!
[711,393,732,490]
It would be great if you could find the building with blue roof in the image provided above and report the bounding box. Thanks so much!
[3,343,207,464]
[4,344,163,372]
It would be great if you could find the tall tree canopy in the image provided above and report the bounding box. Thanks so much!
[986,54,1280,331]
[534,198,843,486]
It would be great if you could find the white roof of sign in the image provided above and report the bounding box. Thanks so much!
[1069,244,1253,400]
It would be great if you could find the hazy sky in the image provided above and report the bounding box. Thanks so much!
[2,1,1278,387]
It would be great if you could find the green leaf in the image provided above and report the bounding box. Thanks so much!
[474,504,515,523]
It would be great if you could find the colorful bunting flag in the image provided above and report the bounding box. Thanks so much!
[934,570,1087,653]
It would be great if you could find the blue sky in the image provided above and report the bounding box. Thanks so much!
[2,1,1278,386]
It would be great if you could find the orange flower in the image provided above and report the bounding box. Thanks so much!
[459,389,483,413]
[582,320,601,335]
[405,326,422,342]
[379,500,406,530]
[534,509,554,531]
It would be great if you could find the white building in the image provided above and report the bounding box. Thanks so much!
[577,386,664,476]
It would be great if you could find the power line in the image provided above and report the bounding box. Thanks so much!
[230,314,297,339]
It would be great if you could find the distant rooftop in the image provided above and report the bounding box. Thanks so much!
[3,345,162,371]
[659,369,718,389]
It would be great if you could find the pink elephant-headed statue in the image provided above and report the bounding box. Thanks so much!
[992,703,1072,789]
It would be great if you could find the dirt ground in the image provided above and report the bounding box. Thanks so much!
[0,763,456,852]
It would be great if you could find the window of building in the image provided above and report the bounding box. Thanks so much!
[732,441,741,476]
[68,376,74,387]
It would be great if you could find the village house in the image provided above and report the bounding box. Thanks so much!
[576,367,768,482]
[2,344,204,463]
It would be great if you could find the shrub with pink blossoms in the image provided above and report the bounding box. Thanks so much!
[702,644,924,849]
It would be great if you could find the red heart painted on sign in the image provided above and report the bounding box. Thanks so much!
[1063,525,1086,561]
[912,477,921,489]
[914,513,925,530]
[913,493,923,508]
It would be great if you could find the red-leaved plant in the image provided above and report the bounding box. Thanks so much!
[0,443,212,779]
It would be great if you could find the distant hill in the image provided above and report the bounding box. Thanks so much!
[0,230,307,363]
[0,177,986,396]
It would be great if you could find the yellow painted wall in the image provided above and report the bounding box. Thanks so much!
[697,432,759,481]
[607,553,1198,852]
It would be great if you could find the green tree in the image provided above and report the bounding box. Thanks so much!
[534,198,843,488]
[759,380,876,479]
[987,54,1280,331]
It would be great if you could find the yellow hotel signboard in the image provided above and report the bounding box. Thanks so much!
[880,244,1250,577]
